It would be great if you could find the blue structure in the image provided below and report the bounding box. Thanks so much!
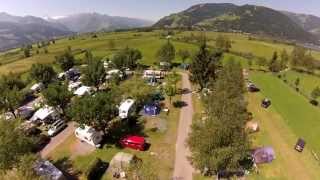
[144,103,161,116]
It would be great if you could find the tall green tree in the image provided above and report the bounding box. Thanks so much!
[178,49,190,64]
[215,35,232,52]
[0,119,34,171]
[30,64,56,85]
[188,60,249,174]
[112,47,142,69]
[290,46,306,67]
[55,51,75,71]
[190,42,222,90]
[311,86,320,100]
[42,83,72,115]
[68,91,118,132]
[82,58,106,89]
[0,87,23,118]
[280,49,289,69]
[156,41,175,64]
[268,51,281,72]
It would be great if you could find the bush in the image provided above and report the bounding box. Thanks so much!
[86,158,107,180]
[310,99,319,106]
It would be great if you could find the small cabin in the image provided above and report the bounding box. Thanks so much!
[75,125,103,148]
[119,99,136,119]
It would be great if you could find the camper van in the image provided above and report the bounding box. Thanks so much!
[118,99,136,119]
[143,70,166,79]
[75,125,103,148]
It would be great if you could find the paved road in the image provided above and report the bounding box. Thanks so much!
[173,72,194,180]
[40,122,77,158]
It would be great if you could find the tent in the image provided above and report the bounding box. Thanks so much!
[34,160,65,180]
[252,147,275,164]
[108,152,136,176]
[74,86,93,96]
[144,103,161,116]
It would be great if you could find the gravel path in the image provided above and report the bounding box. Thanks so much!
[173,72,194,180]
[40,122,77,158]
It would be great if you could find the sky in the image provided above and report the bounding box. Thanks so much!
[0,0,319,21]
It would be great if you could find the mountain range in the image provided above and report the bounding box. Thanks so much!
[154,3,320,44]
[0,12,153,51]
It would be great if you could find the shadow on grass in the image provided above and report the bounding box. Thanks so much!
[102,117,147,149]
[173,100,188,108]
[53,157,81,180]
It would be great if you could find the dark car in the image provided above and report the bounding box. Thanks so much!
[247,83,260,92]
[261,98,271,108]
[295,138,306,152]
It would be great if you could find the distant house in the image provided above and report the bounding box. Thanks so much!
[34,160,66,180]
[75,125,103,147]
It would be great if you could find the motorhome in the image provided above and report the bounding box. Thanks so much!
[143,70,166,79]
[75,125,103,147]
[118,99,136,119]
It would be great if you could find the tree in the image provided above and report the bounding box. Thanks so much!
[108,39,116,50]
[44,47,48,54]
[268,51,281,72]
[30,64,56,85]
[256,57,268,70]
[82,58,106,89]
[68,91,118,132]
[311,86,320,100]
[156,41,175,64]
[280,49,289,69]
[188,60,249,174]
[42,83,72,115]
[178,49,190,64]
[23,47,31,58]
[55,51,75,71]
[15,154,40,180]
[112,47,142,70]
[164,83,176,104]
[190,42,223,90]
[295,77,300,88]
[0,119,34,171]
[165,71,180,91]
[290,46,306,67]
[0,87,24,118]
[215,35,232,52]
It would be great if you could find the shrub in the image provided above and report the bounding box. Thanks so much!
[310,99,319,106]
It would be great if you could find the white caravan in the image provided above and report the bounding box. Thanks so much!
[75,125,103,148]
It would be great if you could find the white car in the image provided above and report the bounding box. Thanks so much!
[48,120,67,137]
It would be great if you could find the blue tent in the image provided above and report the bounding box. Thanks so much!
[144,103,161,116]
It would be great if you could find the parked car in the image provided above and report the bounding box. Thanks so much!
[119,135,147,151]
[48,120,67,137]
[247,83,260,92]
[295,138,306,152]
[261,98,271,108]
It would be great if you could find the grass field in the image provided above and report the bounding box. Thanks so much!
[250,72,320,155]
[281,70,320,99]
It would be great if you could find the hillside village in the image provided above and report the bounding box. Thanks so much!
[1,2,320,180]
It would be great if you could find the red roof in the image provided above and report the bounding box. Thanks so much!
[124,135,145,144]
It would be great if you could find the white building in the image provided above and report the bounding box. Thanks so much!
[75,125,103,147]
[74,86,93,96]
[119,99,136,119]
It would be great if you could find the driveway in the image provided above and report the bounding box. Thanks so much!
[40,122,77,158]
[173,72,194,180]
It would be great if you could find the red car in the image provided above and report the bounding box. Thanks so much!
[120,135,147,151]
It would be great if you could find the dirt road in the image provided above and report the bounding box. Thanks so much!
[173,72,194,180]
[40,122,77,158]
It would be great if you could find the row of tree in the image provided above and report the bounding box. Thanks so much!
[188,41,250,175]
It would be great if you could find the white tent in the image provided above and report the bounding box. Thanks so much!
[30,82,44,92]
[30,106,58,122]
[74,86,93,96]
[75,125,103,147]
[68,81,82,92]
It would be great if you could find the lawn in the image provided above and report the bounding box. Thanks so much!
[250,72,320,155]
